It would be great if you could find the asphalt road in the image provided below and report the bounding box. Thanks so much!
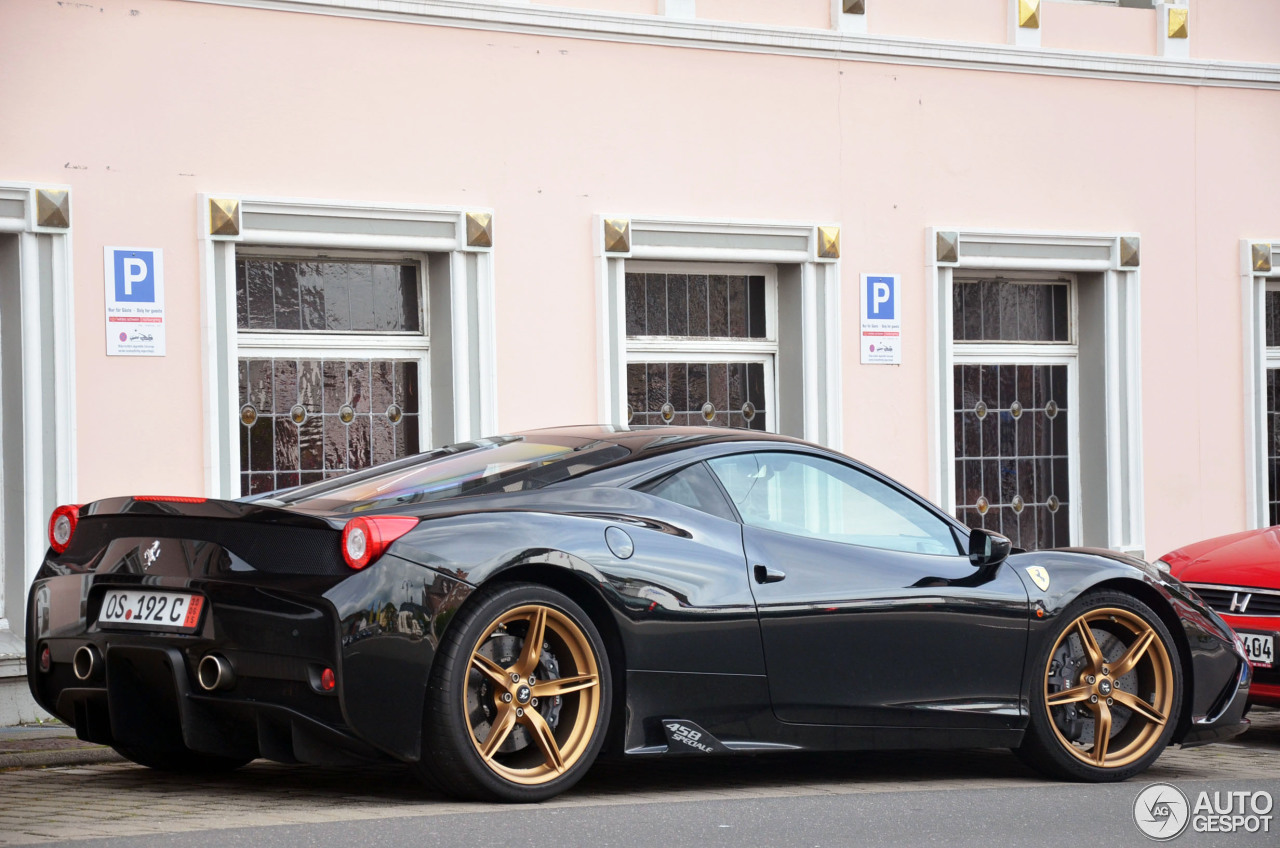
[2,710,1277,848]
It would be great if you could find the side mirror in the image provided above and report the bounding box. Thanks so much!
[968,528,1012,569]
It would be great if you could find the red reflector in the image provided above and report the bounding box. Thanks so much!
[183,596,205,629]
[48,504,82,554]
[134,495,208,503]
[39,644,51,673]
[320,668,336,691]
[341,516,419,569]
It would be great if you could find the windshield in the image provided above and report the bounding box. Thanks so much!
[275,436,630,514]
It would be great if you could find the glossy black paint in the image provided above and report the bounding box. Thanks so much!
[27,426,1248,772]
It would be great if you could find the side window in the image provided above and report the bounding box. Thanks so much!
[637,462,737,522]
[707,452,962,556]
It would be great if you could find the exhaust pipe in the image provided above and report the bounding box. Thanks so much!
[197,654,236,692]
[72,645,100,681]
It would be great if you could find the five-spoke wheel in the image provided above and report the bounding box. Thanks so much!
[417,583,611,801]
[1019,590,1182,781]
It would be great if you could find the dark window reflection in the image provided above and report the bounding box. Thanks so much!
[235,258,422,333]
[1267,291,1280,348]
[1269,368,1280,526]
[239,357,421,496]
[952,363,1069,551]
[952,279,1069,343]
[624,271,767,340]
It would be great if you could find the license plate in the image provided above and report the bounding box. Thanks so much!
[99,590,204,632]
[1240,631,1275,668]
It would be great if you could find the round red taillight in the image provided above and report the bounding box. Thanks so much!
[320,667,336,691]
[340,516,419,570]
[48,505,82,554]
[342,520,372,569]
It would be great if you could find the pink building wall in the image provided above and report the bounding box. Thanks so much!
[2,0,1279,558]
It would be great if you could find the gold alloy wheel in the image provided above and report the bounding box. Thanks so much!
[1043,607,1175,769]
[464,604,602,785]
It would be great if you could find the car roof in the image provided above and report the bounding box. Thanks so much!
[517,424,811,452]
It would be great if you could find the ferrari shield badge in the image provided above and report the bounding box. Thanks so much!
[1025,566,1051,592]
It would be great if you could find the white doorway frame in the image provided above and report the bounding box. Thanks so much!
[0,181,77,653]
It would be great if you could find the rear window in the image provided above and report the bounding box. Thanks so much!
[275,436,630,514]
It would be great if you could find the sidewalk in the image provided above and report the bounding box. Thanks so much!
[0,722,121,770]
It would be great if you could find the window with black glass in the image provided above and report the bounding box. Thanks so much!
[636,462,738,521]
[236,258,421,333]
[234,255,428,496]
[624,267,776,431]
[952,277,1076,551]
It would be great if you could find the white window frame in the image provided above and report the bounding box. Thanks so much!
[596,214,842,448]
[1242,239,1280,528]
[233,248,432,496]
[200,195,496,500]
[951,272,1084,546]
[624,260,779,432]
[0,181,76,663]
[929,227,1144,556]
[1264,280,1280,527]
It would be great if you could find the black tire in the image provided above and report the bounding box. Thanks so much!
[415,582,612,802]
[1018,589,1183,782]
[112,744,253,774]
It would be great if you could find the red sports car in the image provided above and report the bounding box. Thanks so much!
[1159,528,1279,708]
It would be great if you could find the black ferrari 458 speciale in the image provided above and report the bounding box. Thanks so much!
[28,426,1249,801]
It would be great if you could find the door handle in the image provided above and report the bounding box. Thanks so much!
[754,564,786,584]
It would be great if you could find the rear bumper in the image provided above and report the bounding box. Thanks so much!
[51,645,387,765]
[27,574,385,766]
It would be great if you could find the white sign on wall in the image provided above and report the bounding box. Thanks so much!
[104,247,165,356]
[860,273,901,365]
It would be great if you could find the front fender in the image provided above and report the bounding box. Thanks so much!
[1012,548,1247,741]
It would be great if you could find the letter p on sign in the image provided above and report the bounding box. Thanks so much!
[866,275,895,320]
[112,250,156,302]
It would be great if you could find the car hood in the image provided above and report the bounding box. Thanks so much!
[1163,526,1280,589]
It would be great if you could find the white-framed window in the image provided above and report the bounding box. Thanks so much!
[596,215,842,448]
[1265,280,1280,526]
[624,261,777,431]
[929,228,1144,555]
[951,273,1082,550]
[1242,240,1280,529]
[200,195,496,500]
[233,249,431,496]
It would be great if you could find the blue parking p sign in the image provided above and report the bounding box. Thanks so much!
[112,249,157,303]
[865,275,895,320]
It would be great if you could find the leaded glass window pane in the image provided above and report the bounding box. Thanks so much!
[236,258,421,333]
[1269,368,1280,526]
[626,361,766,430]
[953,279,1069,342]
[1266,291,1280,348]
[624,272,766,339]
[238,357,420,495]
[952,363,1069,550]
